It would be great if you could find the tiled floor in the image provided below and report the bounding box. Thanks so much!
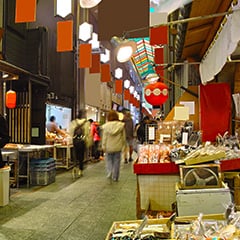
[0,158,137,240]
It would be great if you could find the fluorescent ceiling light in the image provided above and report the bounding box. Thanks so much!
[79,0,102,8]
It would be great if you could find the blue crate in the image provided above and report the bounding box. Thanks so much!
[30,158,55,170]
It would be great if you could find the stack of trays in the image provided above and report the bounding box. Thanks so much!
[30,158,56,186]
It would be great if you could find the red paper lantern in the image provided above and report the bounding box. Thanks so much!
[144,82,168,106]
[6,90,16,108]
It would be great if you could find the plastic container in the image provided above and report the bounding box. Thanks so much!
[0,166,10,206]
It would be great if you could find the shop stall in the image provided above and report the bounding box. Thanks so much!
[133,119,240,219]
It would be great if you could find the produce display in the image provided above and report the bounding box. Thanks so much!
[45,129,71,145]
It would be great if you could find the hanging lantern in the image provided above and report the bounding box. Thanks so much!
[6,90,17,109]
[144,82,168,106]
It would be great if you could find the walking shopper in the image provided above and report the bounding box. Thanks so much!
[0,114,10,168]
[102,110,126,182]
[122,111,134,163]
[90,120,101,161]
[69,110,92,178]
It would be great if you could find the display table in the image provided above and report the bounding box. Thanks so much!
[3,145,54,188]
[53,144,74,169]
[133,162,180,219]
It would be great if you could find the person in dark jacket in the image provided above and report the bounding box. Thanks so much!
[122,111,134,163]
[136,116,150,144]
[0,114,10,168]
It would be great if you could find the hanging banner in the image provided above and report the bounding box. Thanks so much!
[200,83,231,142]
[155,66,164,78]
[79,44,92,68]
[57,20,73,52]
[124,89,130,101]
[100,64,111,82]
[15,0,36,23]
[90,54,101,73]
[150,26,168,45]
[115,80,123,94]
[154,48,164,64]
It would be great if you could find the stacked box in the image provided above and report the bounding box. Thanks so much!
[30,158,56,186]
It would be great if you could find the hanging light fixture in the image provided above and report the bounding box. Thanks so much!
[111,36,137,63]
[79,22,93,41]
[6,90,17,109]
[79,0,102,8]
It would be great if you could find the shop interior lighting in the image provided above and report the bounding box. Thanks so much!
[79,22,93,41]
[2,72,9,78]
[114,68,123,79]
[111,36,137,63]
[100,48,110,63]
[79,0,102,8]
[56,0,72,17]
[124,79,130,89]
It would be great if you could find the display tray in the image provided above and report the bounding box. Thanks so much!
[133,161,179,175]
[105,218,171,240]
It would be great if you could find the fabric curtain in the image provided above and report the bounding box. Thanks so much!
[199,83,231,142]
[199,4,240,84]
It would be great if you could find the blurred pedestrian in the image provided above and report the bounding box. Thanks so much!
[122,111,134,163]
[69,110,92,178]
[102,110,126,182]
[90,120,101,161]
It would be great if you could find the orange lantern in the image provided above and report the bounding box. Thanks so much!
[144,82,168,106]
[6,90,17,108]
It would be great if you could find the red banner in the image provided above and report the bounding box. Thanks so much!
[90,54,101,73]
[15,0,36,23]
[57,21,73,52]
[101,64,111,82]
[200,83,231,142]
[115,80,123,94]
[150,26,168,45]
[79,44,92,68]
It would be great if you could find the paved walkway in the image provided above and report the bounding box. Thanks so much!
[0,158,137,240]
